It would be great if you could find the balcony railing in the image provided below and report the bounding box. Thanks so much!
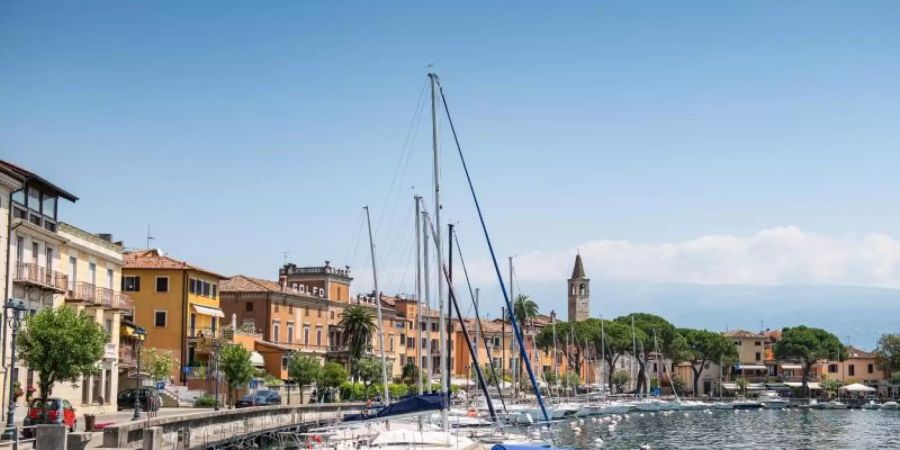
[66,281,99,304]
[13,262,68,292]
[97,287,133,311]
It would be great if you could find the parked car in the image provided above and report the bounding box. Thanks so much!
[236,390,282,408]
[117,388,161,412]
[23,398,76,436]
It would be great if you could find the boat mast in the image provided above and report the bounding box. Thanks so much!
[600,317,606,393]
[428,71,449,433]
[415,195,423,396]
[631,316,638,396]
[509,256,516,399]
[364,206,391,406]
[423,210,432,394]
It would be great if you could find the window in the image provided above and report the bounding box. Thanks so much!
[287,322,295,344]
[431,323,438,332]
[245,302,253,312]
[828,364,838,373]
[211,284,217,298]
[274,303,279,313]
[282,356,289,370]
[272,322,280,342]
[493,337,501,348]
[305,308,310,317]
[420,322,426,332]
[106,269,114,290]
[389,334,394,352]
[848,364,855,376]
[400,334,406,346]
[316,327,322,346]
[755,352,761,361]
[46,247,53,273]
[407,337,415,348]
[868,363,874,374]
[68,257,77,290]
[330,311,335,320]
[754,341,762,346]
[123,276,140,292]
[303,325,310,345]
[288,304,293,315]
[89,262,96,285]
[156,277,169,292]
[189,279,197,294]
[202,281,210,297]
[154,311,167,327]
[32,242,39,265]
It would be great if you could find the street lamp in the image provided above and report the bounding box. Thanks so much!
[2,299,26,441]
[131,327,146,421]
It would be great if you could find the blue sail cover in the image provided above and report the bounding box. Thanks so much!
[344,393,446,421]
[491,445,564,450]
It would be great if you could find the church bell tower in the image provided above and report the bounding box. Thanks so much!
[567,254,590,322]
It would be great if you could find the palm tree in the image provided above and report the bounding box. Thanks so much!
[512,294,539,389]
[512,294,539,332]
[340,305,377,369]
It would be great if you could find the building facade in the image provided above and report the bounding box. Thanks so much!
[567,254,589,322]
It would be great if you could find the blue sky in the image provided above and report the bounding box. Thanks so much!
[2,1,900,344]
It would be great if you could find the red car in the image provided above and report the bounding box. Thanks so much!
[23,398,77,435]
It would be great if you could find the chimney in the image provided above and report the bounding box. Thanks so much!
[97,233,113,242]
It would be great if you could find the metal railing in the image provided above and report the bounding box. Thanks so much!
[13,262,68,291]
[66,280,99,304]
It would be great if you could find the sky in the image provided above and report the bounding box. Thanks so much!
[2,1,900,346]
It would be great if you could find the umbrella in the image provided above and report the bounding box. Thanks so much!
[839,383,876,392]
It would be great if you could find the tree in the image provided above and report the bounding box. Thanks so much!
[318,362,348,402]
[876,333,900,375]
[535,319,598,384]
[679,328,738,396]
[287,355,321,404]
[402,362,427,387]
[17,307,106,420]
[735,376,749,396]
[143,348,179,382]
[821,378,843,398]
[611,370,630,393]
[595,320,636,392]
[614,313,679,394]
[774,326,845,397]
[355,356,384,399]
[339,305,377,374]
[219,344,254,407]
[512,295,539,386]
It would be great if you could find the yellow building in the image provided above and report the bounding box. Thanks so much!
[123,249,227,385]
[815,346,887,385]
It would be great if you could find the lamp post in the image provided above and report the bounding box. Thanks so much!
[131,327,146,421]
[2,299,26,441]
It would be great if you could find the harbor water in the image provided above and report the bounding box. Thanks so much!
[552,408,900,449]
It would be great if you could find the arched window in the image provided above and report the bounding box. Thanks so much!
[579,284,586,296]
[570,285,575,296]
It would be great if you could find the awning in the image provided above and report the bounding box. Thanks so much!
[766,383,791,390]
[840,383,876,392]
[193,304,225,318]
[736,364,767,371]
[780,364,803,370]
[250,351,265,367]
[748,383,766,391]
[786,382,822,390]
[722,383,738,390]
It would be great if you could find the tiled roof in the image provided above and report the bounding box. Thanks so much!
[846,346,877,359]
[723,329,765,338]
[221,275,283,293]
[124,249,226,279]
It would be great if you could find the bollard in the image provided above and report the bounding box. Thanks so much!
[66,432,92,450]
[35,424,66,450]
[143,426,162,450]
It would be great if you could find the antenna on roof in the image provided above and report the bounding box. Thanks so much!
[146,225,155,250]
[282,251,289,266]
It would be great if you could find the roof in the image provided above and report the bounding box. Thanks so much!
[571,254,586,279]
[723,329,766,339]
[123,249,226,279]
[846,346,877,359]
[220,275,283,293]
[0,160,78,202]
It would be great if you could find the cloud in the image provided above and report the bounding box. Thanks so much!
[503,226,900,288]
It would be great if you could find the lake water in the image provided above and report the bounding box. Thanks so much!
[552,409,900,449]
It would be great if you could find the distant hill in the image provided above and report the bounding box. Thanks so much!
[472,281,897,349]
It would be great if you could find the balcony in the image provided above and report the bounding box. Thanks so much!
[13,262,68,292]
[97,287,133,312]
[66,281,99,304]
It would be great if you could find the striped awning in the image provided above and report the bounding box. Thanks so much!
[193,304,225,318]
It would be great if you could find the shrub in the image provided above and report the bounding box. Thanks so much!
[388,383,408,398]
[194,394,219,407]
[340,382,364,401]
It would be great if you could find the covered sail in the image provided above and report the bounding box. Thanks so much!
[343,393,446,421]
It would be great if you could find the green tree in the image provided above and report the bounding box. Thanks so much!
[821,378,843,398]
[355,356,384,399]
[595,320,636,392]
[402,362,427,387]
[219,344,254,407]
[318,362,348,402]
[287,355,321,404]
[679,328,738,396]
[774,326,845,397]
[535,319,598,383]
[512,295,539,385]
[17,307,106,421]
[143,348,179,382]
[339,305,377,374]
[614,313,679,394]
[611,370,630,393]
[876,333,900,375]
